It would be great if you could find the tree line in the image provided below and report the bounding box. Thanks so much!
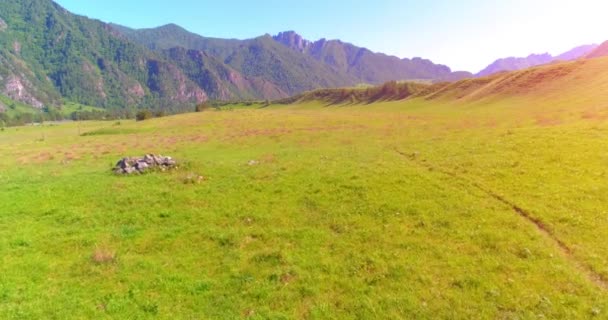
[0,102,221,129]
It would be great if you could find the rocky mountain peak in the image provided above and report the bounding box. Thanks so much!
[273,31,311,52]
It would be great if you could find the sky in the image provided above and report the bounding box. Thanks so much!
[54,0,608,73]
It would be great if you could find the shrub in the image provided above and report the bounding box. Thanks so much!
[135,110,153,121]
[195,102,211,112]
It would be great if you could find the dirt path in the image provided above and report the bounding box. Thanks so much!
[394,148,608,290]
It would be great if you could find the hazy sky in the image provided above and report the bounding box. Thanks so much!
[54,0,608,73]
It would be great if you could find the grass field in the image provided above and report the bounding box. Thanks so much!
[1,58,608,318]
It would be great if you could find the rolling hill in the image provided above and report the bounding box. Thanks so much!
[287,55,608,110]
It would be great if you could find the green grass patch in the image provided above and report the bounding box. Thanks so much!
[1,93,608,318]
[80,127,142,136]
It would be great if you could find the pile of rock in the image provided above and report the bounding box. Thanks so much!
[113,154,177,175]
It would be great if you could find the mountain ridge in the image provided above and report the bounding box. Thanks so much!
[274,30,473,83]
[586,41,608,59]
[476,44,598,77]
[115,26,472,88]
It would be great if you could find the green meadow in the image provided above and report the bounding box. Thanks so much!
[1,87,608,319]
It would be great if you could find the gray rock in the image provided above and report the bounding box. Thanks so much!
[113,154,177,175]
[153,155,163,165]
[124,167,137,174]
[143,154,154,165]
[136,161,149,171]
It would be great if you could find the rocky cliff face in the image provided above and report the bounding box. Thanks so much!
[4,75,44,108]
[0,49,56,109]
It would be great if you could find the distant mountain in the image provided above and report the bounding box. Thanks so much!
[273,31,471,83]
[116,26,471,91]
[586,41,608,59]
[164,47,288,100]
[476,45,598,77]
[477,54,554,77]
[115,24,360,96]
[555,44,599,61]
[109,23,244,55]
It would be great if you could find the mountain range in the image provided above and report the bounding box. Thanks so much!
[0,0,470,111]
[0,0,606,113]
[112,25,471,94]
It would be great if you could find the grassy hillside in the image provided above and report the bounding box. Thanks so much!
[290,56,608,110]
[2,57,608,318]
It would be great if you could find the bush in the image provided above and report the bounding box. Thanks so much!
[135,110,153,121]
[195,102,211,112]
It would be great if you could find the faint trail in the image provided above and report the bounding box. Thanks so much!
[394,148,608,290]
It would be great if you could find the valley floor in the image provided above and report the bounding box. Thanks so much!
[1,98,607,319]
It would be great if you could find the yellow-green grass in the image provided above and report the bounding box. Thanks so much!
[59,102,105,115]
[2,58,608,318]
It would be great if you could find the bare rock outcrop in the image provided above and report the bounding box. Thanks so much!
[4,75,44,108]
